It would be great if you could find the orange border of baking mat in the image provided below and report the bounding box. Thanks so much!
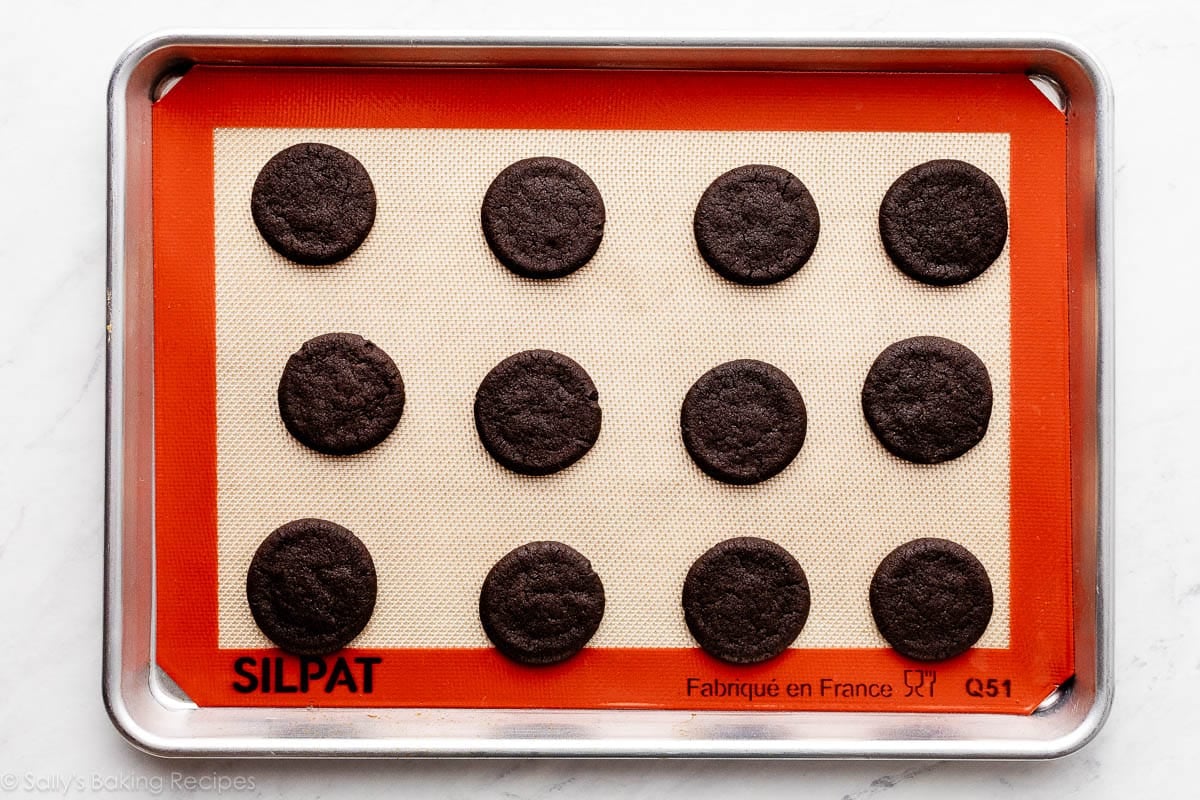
[152,67,1071,712]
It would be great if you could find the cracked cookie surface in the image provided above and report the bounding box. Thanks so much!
[879,159,1007,286]
[474,349,602,475]
[481,157,606,279]
[251,142,377,265]
[278,332,405,456]
[869,537,993,661]
[693,164,820,285]
[246,518,378,657]
[479,541,605,665]
[682,537,811,664]
[861,336,992,464]
[680,359,807,485]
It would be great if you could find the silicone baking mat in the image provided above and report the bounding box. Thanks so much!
[152,67,1072,712]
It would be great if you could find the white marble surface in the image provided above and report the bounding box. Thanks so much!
[0,0,1185,795]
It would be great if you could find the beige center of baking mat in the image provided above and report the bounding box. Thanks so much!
[213,128,1011,651]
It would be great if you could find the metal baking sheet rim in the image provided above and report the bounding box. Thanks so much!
[104,31,1113,759]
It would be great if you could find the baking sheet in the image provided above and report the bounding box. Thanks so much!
[107,39,1109,755]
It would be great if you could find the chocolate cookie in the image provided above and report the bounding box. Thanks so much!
[862,336,992,464]
[682,537,810,664]
[278,332,405,456]
[680,359,807,485]
[481,157,606,279]
[251,143,377,265]
[869,537,993,661]
[693,164,820,285]
[479,541,605,665]
[246,518,378,657]
[474,350,601,475]
[879,159,1008,286]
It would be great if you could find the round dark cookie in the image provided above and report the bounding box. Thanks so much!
[246,518,378,657]
[278,332,405,456]
[251,143,377,265]
[682,537,811,664]
[680,359,807,485]
[481,157,606,279]
[693,164,820,285]
[861,336,992,464]
[869,537,994,661]
[474,350,602,475]
[479,541,606,665]
[879,159,1008,286]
